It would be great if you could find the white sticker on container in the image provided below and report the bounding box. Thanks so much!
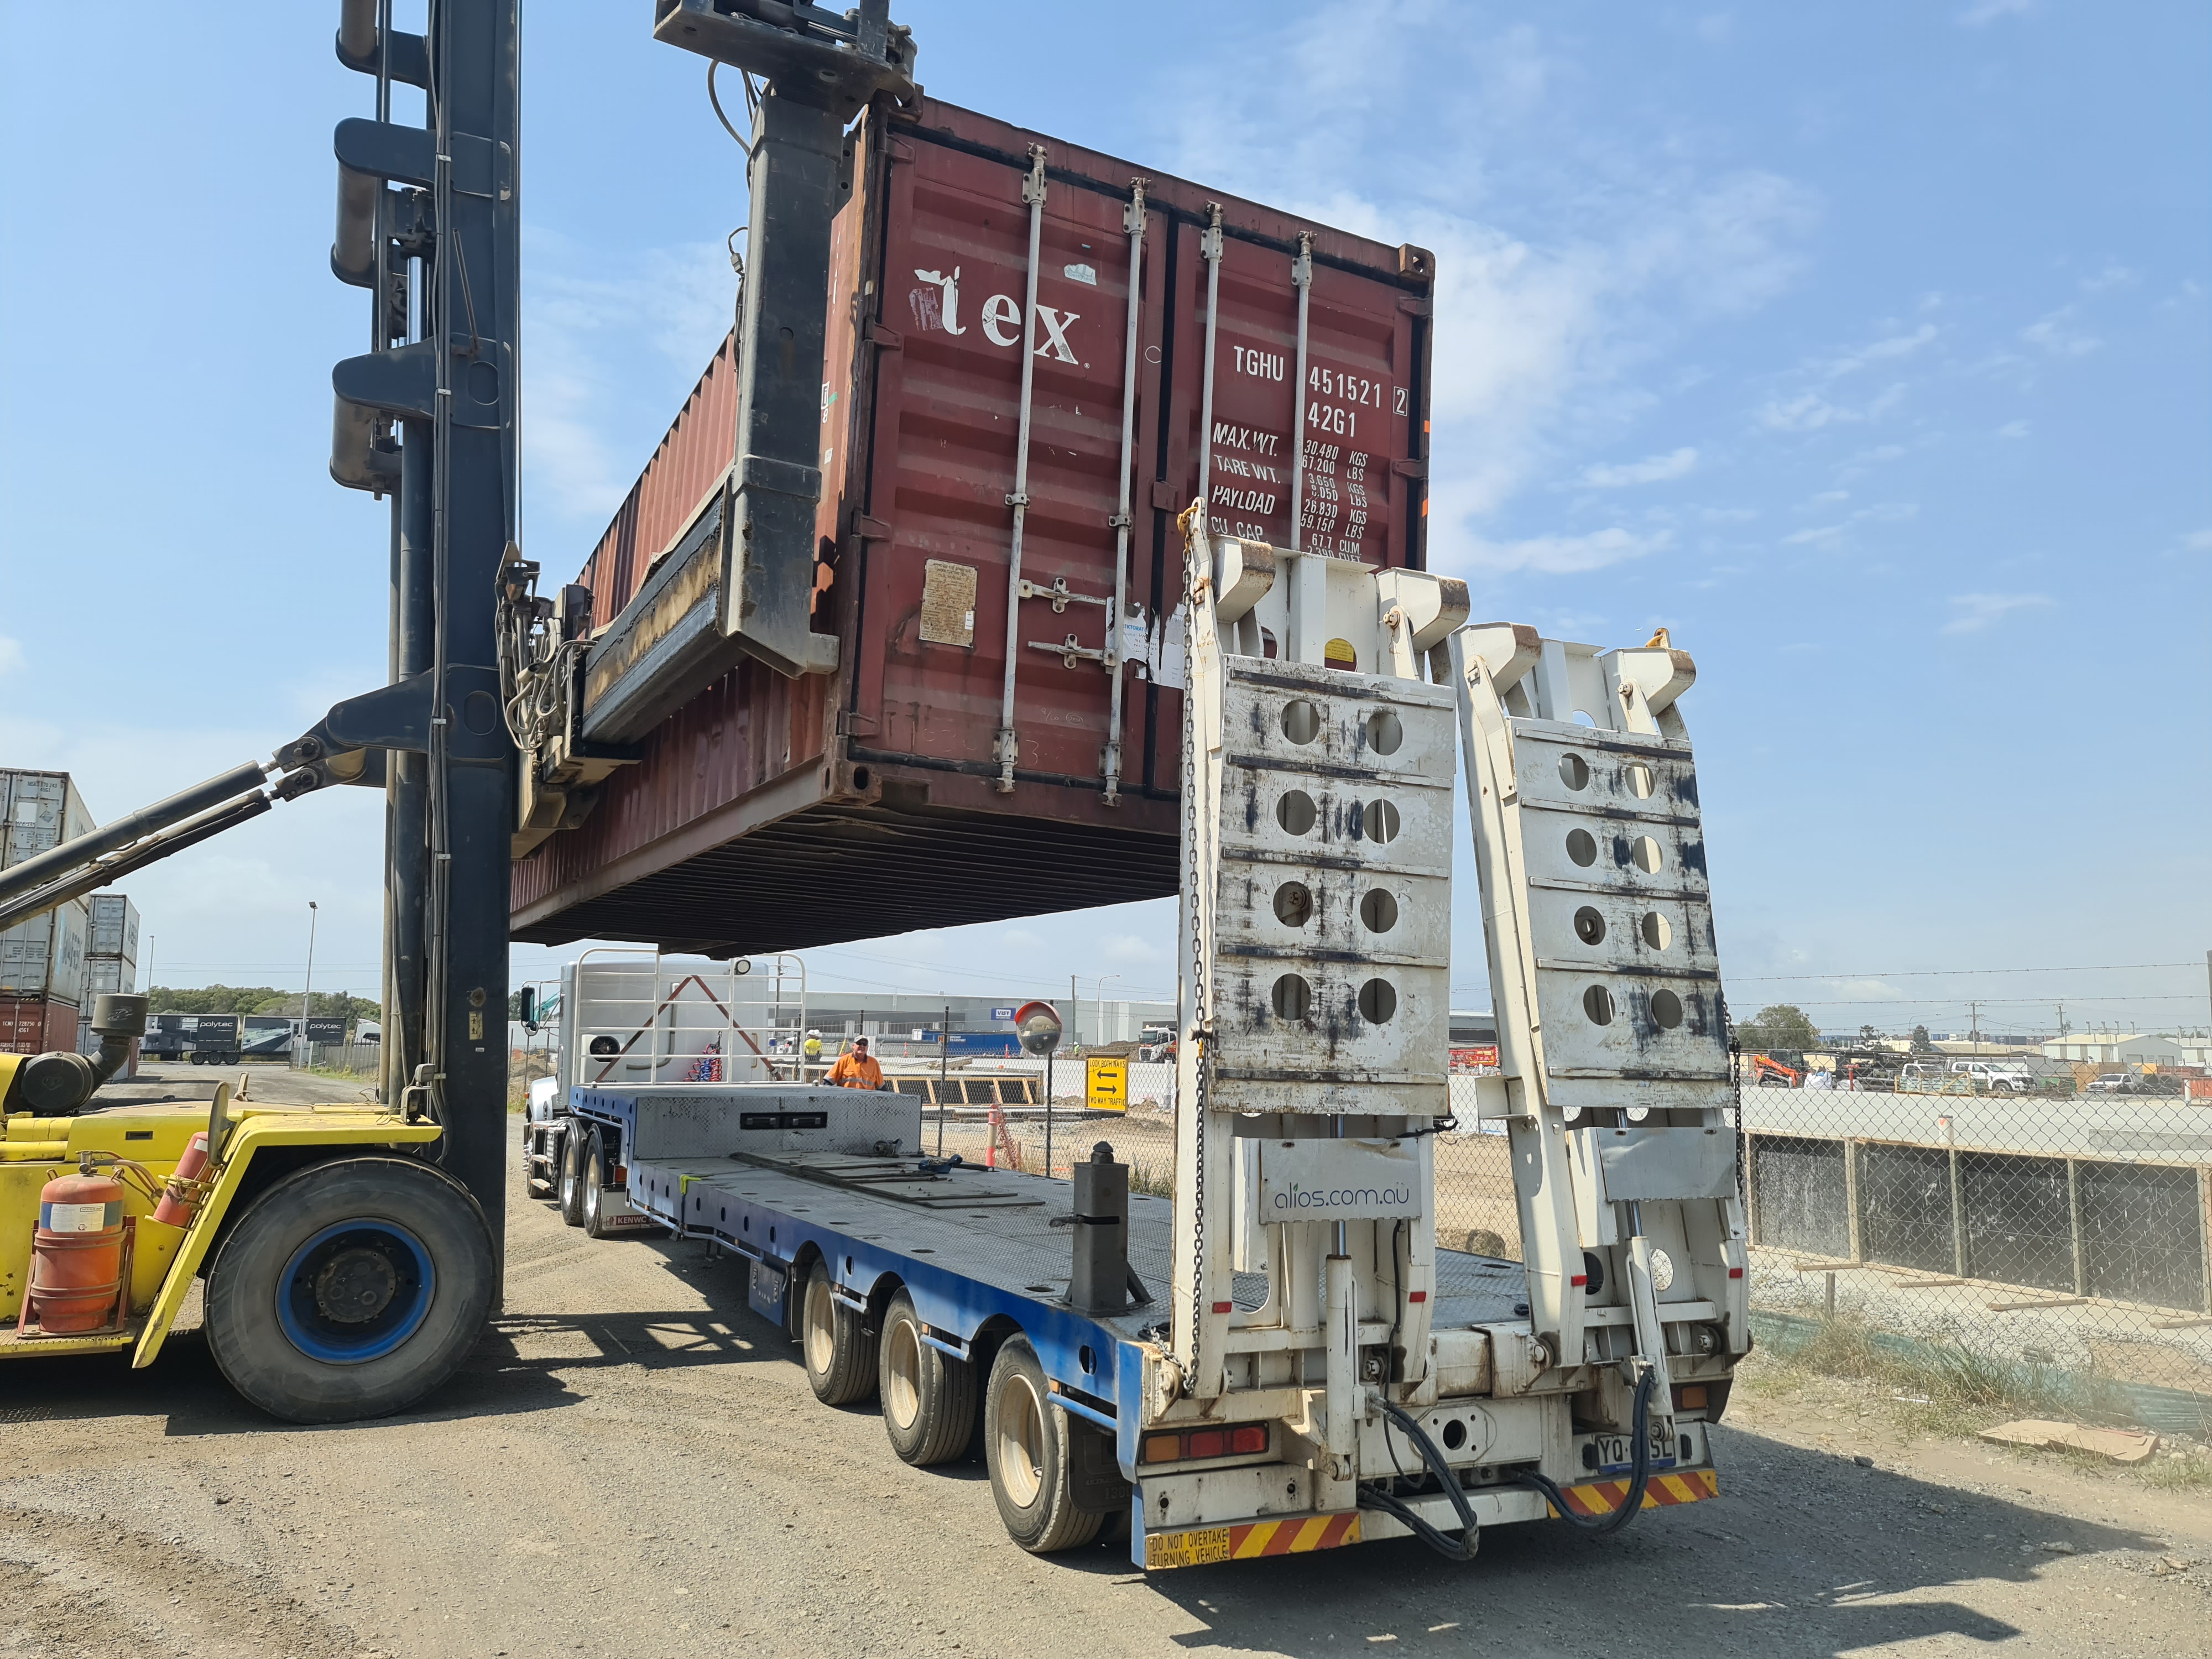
[1063,262,1097,286]
[41,1202,114,1234]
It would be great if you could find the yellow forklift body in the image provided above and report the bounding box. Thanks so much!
[0,1101,442,1366]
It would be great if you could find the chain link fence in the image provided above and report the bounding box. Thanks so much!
[1734,1048,2212,1431]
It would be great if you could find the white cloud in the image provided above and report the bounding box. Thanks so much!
[2178,529,2212,555]
[1997,419,2030,439]
[1942,592,2055,634]
[2079,263,2138,294]
[2020,306,2101,357]
[1959,0,2030,23]
[1757,383,1907,432]
[1781,524,1843,546]
[1817,322,1938,380]
[1454,526,1670,575]
[1164,3,1815,546]
[522,231,738,532]
[1580,447,1698,488]
[0,637,23,676]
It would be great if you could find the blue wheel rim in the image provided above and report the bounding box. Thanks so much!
[276,1219,435,1364]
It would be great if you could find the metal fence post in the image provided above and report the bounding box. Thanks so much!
[1948,1146,1968,1280]
[2067,1157,2089,1298]
[1844,1138,1863,1263]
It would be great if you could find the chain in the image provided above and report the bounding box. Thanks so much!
[1181,522,1211,1368]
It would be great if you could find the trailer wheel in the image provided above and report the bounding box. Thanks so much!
[557,1128,586,1227]
[800,1260,878,1406]
[203,1155,494,1424]
[984,1339,1104,1553]
[581,1142,615,1240]
[879,1291,975,1465]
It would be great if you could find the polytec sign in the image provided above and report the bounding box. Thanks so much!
[1258,1138,1423,1220]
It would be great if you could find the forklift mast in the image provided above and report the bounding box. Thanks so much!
[321,0,522,1242]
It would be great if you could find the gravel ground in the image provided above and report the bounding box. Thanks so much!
[1,1067,2206,1657]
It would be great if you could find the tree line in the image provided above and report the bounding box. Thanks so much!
[141,985,381,1024]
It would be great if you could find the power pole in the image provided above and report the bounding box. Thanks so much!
[296,900,319,1068]
[1968,999,1981,1056]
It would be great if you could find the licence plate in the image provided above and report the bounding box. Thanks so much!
[1593,1422,1675,1472]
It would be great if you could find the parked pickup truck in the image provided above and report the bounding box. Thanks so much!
[1948,1060,2031,1094]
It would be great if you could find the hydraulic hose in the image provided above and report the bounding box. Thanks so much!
[1514,1367,1660,1535]
[1359,1393,1481,1562]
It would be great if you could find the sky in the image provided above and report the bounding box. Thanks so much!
[2,2,2206,1040]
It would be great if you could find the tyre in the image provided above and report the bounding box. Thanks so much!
[581,1142,614,1240]
[557,1126,586,1227]
[879,1291,976,1465]
[202,1155,495,1424]
[799,1259,878,1406]
[984,1338,1104,1553]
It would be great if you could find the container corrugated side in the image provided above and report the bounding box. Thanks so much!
[0,994,82,1057]
[88,894,139,962]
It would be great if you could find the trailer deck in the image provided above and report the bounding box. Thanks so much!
[627,1149,1533,1344]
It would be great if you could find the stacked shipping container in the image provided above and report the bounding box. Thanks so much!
[75,893,141,1077]
[0,770,94,1056]
[512,96,1433,953]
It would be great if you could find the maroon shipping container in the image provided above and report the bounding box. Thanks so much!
[512,96,1433,953]
[0,994,81,1058]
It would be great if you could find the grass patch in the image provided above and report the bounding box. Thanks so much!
[1756,1311,2151,1433]
[1125,1155,1175,1199]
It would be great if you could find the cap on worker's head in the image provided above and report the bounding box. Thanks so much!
[854,1035,870,1047]
[808,1028,821,1036]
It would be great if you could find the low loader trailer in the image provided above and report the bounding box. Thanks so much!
[547,524,1750,1569]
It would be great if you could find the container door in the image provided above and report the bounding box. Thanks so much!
[851,135,1162,794]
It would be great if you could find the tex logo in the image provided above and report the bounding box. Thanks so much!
[909,268,1082,366]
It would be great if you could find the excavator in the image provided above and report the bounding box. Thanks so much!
[0,0,905,1421]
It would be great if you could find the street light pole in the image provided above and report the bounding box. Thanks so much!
[297,901,318,1068]
[1096,973,1120,1047]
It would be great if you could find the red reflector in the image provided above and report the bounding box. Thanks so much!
[1728,1267,1744,1279]
[1186,1430,1226,1459]
[1141,1434,1182,1464]
[614,1165,628,1185]
[1229,1425,1268,1454]
[1676,1385,1709,1410]
[1407,1291,1427,1303]
[1569,1274,1587,1287]
[1210,1301,1234,1314]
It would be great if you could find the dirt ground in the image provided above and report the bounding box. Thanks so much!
[2,1066,2208,1657]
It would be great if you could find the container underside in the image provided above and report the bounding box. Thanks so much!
[511,795,1177,954]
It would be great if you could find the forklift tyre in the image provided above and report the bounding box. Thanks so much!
[800,1259,879,1406]
[984,1338,1104,1553]
[203,1155,495,1425]
[879,1290,975,1465]
[557,1128,586,1227]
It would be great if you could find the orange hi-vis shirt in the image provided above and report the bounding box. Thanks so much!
[827,1051,883,1089]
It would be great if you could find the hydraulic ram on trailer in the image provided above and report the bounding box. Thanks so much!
[550,512,1746,1569]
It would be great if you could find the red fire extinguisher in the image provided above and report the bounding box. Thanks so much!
[28,1165,130,1334]
[153,1132,212,1227]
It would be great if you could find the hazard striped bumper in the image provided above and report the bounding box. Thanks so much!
[1553,1467,1719,1517]
[1143,1511,1362,1570]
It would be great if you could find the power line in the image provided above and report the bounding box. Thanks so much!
[1732,962,2198,982]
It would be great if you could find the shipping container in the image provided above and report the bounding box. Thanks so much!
[80,956,138,1001]
[0,994,82,1057]
[0,899,87,1004]
[2,772,96,1001]
[87,893,140,963]
[512,96,1433,954]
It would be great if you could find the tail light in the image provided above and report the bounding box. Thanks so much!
[1139,1423,1272,1464]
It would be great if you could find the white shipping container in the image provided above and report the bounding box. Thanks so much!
[87,893,140,962]
[1,771,98,1005]
[0,900,87,1003]
[1,770,95,871]
[81,956,138,1000]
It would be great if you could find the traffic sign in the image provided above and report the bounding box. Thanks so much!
[991,1005,1016,1021]
[1086,1056,1128,1113]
